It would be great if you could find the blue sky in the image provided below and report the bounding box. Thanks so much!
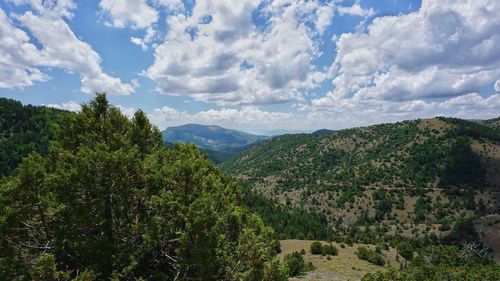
[1,0,499,134]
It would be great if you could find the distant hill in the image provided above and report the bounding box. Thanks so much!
[481,117,500,130]
[312,129,335,135]
[162,124,269,154]
[221,117,500,247]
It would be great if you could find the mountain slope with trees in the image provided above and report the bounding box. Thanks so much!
[221,117,500,248]
[0,98,68,177]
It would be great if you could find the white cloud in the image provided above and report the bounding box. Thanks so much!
[0,2,137,95]
[45,100,81,112]
[439,93,500,111]
[337,1,375,17]
[99,0,184,50]
[99,0,158,29]
[145,0,333,106]
[325,0,500,103]
[148,105,295,131]
[495,80,500,93]
[0,8,46,88]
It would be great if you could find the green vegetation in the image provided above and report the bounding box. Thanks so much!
[0,95,286,280]
[221,117,500,241]
[310,241,323,255]
[363,245,500,281]
[283,251,313,277]
[0,98,68,177]
[242,187,330,240]
[309,241,338,256]
[355,247,385,266]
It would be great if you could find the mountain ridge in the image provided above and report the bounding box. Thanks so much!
[162,123,269,155]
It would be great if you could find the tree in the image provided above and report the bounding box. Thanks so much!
[0,94,285,280]
[397,241,414,261]
[310,241,323,255]
[283,251,305,277]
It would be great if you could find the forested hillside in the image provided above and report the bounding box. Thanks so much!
[222,118,500,247]
[0,98,68,177]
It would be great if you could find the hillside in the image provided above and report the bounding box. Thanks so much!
[221,117,500,250]
[162,124,268,154]
[0,98,68,177]
[482,117,500,130]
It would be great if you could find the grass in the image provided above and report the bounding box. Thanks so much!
[280,240,402,281]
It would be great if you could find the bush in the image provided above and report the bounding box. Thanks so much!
[397,242,414,261]
[283,251,305,277]
[356,247,385,266]
[322,243,338,256]
[310,241,323,255]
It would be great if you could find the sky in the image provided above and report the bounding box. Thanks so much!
[0,0,499,134]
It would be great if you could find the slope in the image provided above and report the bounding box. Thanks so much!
[221,117,500,244]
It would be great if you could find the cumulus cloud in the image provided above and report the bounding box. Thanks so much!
[0,8,46,88]
[98,0,184,50]
[99,0,158,29]
[323,0,500,103]
[45,100,81,112]
[148,105,295,131]
[145,0,334,106]
[0,1,136,95]
[337,1,374,17]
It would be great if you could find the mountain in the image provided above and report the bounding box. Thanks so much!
[0,98,68,177]
[162,124,269,154]
[221,117,500,251]
[312,129,336,135]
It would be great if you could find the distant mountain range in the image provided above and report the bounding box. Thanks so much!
[162,124,269,163]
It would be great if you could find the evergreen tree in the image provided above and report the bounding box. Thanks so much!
[0,94,286,280]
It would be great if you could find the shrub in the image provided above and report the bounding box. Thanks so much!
[397,242,414,261]
[283,251,304,277]
[356,247,385,266]
[310,241,323,255]
[322,243,338,256]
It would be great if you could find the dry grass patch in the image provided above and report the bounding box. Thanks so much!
[280,240,402,281]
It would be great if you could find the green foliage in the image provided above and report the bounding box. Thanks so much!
[356,247,385,266]
[310,241,323,255]
[241,186,330,240]
[396,241,414,261]
[221,117,498,236]
[363,245,500,281]
[30,253,69,281]
[362,268,415,281]
[0,98,67,177]
[321,243,338,256]
[442,218,479,245]
[283,251,305,277]
[0,94,284,281]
